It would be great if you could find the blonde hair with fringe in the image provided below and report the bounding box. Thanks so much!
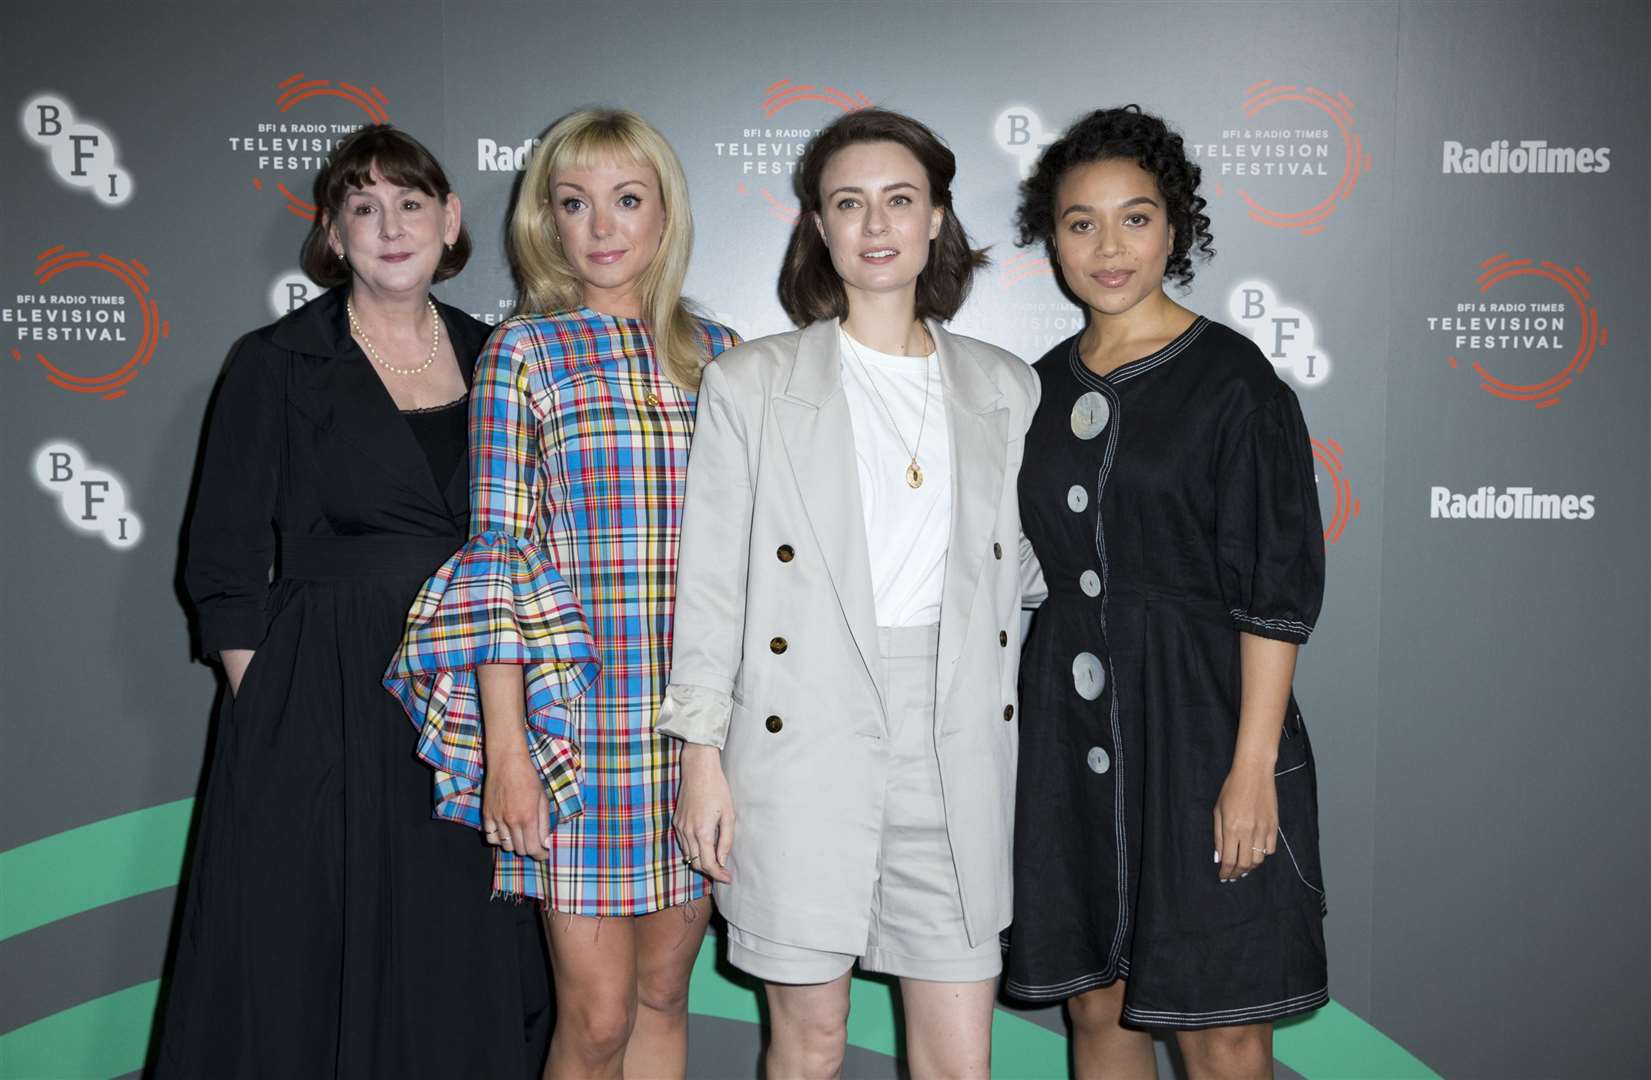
[511,109,707,389]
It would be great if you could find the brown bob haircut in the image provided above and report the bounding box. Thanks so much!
[299,124,471,287]
[778,109,988,326]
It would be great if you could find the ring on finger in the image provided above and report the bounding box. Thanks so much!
[1251,846,1269,855]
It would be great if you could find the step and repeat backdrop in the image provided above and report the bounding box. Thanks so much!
[1,2,1646,1078]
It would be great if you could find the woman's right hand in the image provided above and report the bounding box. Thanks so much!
[675,745,735,883]
[482,743,551,861]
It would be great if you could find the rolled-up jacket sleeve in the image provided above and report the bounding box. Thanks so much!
[656,358,754,749]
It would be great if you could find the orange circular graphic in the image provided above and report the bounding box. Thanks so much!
[1237,81,1371,236]
[15,245,169,400]
[734,79,871,221]
[1310,438,1359,544]
[254,72,391,221]
[1446,253,1606,409]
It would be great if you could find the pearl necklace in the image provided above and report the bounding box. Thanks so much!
[348,296,440,376]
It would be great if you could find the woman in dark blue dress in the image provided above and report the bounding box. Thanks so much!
[155,126,549,1079]
[1004,106,1328,1079]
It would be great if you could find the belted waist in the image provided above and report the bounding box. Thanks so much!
[280,535,462,580]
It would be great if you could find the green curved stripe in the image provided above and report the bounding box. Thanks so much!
[1,802,1439,1079]
[0,979,159,1080]
[0,798,194,943]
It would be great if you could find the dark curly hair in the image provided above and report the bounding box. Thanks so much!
[1014,105,1213,288]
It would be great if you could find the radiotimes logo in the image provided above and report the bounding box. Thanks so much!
[3,245,169,400]
[229,72,390,220]
[477,136,540,172]
[717,79,872,223]
[1442,139,1610,175]
[1429,485,1595,521]
[993,105,1060,178]
[33,441,142,550]
[19,92,133,207]
[1311,438,1358,544]
[1227,278,1332,388]
[1427,253,1606,409]
[1191,81,1371,236]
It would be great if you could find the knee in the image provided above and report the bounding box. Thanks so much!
[775,1002,850,1075]
[635,967,691,1019]
[1181,1024,1269,1072]
[1066,983,1127,1033]
[560,995,637,1061]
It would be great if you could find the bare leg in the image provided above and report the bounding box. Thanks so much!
[542,913,637,1080]
[898,977,995,1079]
[1177,1023,1273,1080]
[764,973,854,1080]
[1068,982,1156,1080]
[622,900,713,1080]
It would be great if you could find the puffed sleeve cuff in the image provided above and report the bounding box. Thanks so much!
[655,683,733,748]
[1228,609,1314,645]
[196,602,268,657]
[383,529,600,902]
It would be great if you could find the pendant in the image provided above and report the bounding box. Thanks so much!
[905,461,924,489]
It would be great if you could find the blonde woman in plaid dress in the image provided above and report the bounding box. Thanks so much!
[386,110,736,1080]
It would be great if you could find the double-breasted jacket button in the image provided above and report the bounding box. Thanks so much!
[765,714,784,733]
[993,542,1003,559]
[644,391,661,407]
[770,636,788,654]
[999,630,1009,647]
[1003,704,1014,721]
[1086,746,1111,774]
[1079,569,1102,597]
[776,544,795,563]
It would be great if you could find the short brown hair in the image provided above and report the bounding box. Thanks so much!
[299,125,470,287]
[778,109,988,326]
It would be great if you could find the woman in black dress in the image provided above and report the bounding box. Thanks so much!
[1004,107,1328,1079]
[155,126,549,1078]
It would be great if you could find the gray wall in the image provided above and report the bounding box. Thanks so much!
[1,3,1645,1078]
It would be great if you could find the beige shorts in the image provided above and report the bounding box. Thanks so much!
[725,625,1002,986]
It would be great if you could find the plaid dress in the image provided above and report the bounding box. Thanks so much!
[386,307,739,913]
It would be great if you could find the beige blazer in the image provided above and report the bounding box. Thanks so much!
[657,317,1040,953]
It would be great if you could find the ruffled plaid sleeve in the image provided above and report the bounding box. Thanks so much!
[384,323,599,902]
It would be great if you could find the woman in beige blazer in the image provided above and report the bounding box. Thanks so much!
[657,109,1040,1080]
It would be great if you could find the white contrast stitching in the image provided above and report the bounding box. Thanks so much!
[1278,825,1324,896]
[1122,984,1329,1027]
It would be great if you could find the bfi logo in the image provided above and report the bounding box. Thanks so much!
[1227,278,1332,387]
[33,441,143,549]
[994,105,1058,179]
[20,93,133,207]
[269,271,322,318]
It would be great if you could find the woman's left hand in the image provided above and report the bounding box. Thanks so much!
[1213,758,1277,883]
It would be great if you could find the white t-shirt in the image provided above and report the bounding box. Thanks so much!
[838,328,952,628]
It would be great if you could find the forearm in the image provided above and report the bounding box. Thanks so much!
[1232,632,1297,770]
[478,662,530,766]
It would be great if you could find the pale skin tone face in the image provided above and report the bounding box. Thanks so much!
[813,139,944,354]
[326,169,462,307]
[549,155,666,319]
[1053,157,1296,1074]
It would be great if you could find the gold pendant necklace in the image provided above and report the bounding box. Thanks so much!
[842,329,931,489]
